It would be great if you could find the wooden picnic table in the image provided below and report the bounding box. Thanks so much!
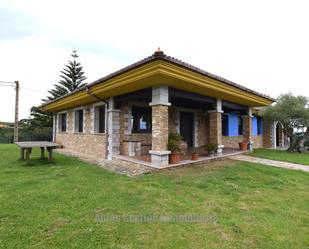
[15,141,61,164]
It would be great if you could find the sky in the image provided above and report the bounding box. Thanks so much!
[0,0,308,122]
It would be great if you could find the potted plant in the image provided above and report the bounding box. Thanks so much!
[167,133,183,164]
[191,149,199,160]
[238,142,248,151]
[203,143,218,157]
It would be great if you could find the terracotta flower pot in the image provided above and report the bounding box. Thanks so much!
[191,152,199,160]
[169,152,181,164]
[239,142,248,151]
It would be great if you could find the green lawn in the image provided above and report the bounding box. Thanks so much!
[0,144,308,249]
[250,148,309,166]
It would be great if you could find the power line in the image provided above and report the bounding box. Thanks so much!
[0,83,15,86]
[0,83,46,94]
[0,84,14,87]
[0,81,14,84]
[20,86,46,94]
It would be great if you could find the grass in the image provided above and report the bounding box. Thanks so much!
[250,148,309,166]
[0,144,308,249]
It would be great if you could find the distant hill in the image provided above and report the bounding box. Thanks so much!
[0,122,14,128]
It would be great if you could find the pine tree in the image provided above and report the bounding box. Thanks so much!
[45,50,87,101]
[29,50,88,129]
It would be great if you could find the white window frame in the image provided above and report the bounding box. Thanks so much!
[73,107,85,133]
[57,111,68,133]
[92,102,107,134]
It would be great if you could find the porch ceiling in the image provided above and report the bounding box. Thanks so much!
[41,59,274,112]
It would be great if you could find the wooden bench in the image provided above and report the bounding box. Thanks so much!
[15,141,61,164]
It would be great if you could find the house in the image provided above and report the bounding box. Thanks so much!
[41,49,277,168]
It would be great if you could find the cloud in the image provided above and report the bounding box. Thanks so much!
[0,4,41,41]
[0,0,309,121]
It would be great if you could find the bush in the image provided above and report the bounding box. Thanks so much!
[0,126,52,143]
[167,133,183,152]
[202,143,218,154]
[19,127,53,142]
[0,128,13,143]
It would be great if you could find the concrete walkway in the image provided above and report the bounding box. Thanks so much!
[230,155,309,173]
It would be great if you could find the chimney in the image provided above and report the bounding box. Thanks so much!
[153,47,164,57]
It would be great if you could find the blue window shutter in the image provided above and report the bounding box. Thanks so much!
[228,114,239,136]
[252,117,258,136]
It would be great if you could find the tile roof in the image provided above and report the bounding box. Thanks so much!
[41,50,275,107]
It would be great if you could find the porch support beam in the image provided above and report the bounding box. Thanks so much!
[52,113,57,142]
[208,98,224,155]
[273,122,277,149]
[242,107,253,151]
[149,86,171,167]
[107,97,120,160]
[216,98,223,112]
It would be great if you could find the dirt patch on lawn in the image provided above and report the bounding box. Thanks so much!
[44,218,71,237]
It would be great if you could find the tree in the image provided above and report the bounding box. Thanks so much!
[263,93,309,152]
[45,49,87,101]
[28,106,53,127]
[29,50,87,128]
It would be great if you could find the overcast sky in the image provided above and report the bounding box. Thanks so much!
[0,0,308,122]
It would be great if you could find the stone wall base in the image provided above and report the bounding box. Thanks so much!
[149,150,171,168]
[222,135,263,149]
[56,133,107,159]
[252,135,263,148]
[122,141,141,157]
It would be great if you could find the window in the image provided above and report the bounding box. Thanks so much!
[74,109,84,133]
[252,116,258,136]
[238,116,243,135]
[58,113,67,132]
[257,117,263,135]
[131,106,151,133]
[227,113,239,136]
[94,105,106,133]
[222,114,229,136]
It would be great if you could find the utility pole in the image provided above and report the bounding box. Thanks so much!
[13,81,19,143]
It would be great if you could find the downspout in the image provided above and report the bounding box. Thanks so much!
[85,87,110,159]
[85,87,109,106]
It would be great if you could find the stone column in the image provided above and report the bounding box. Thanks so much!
[149,86,171,167]
[262,119,273,148]
[242,107,253,150]
[208,98,224,155]
[52,113,57,142]
[272,122,276,149]
[208,111,224,155]
[107,97,120,160]
[276,123,284,147]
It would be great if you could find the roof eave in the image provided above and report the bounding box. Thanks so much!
[40,51,275,111]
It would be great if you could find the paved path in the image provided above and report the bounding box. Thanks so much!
[230,155,309,173]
